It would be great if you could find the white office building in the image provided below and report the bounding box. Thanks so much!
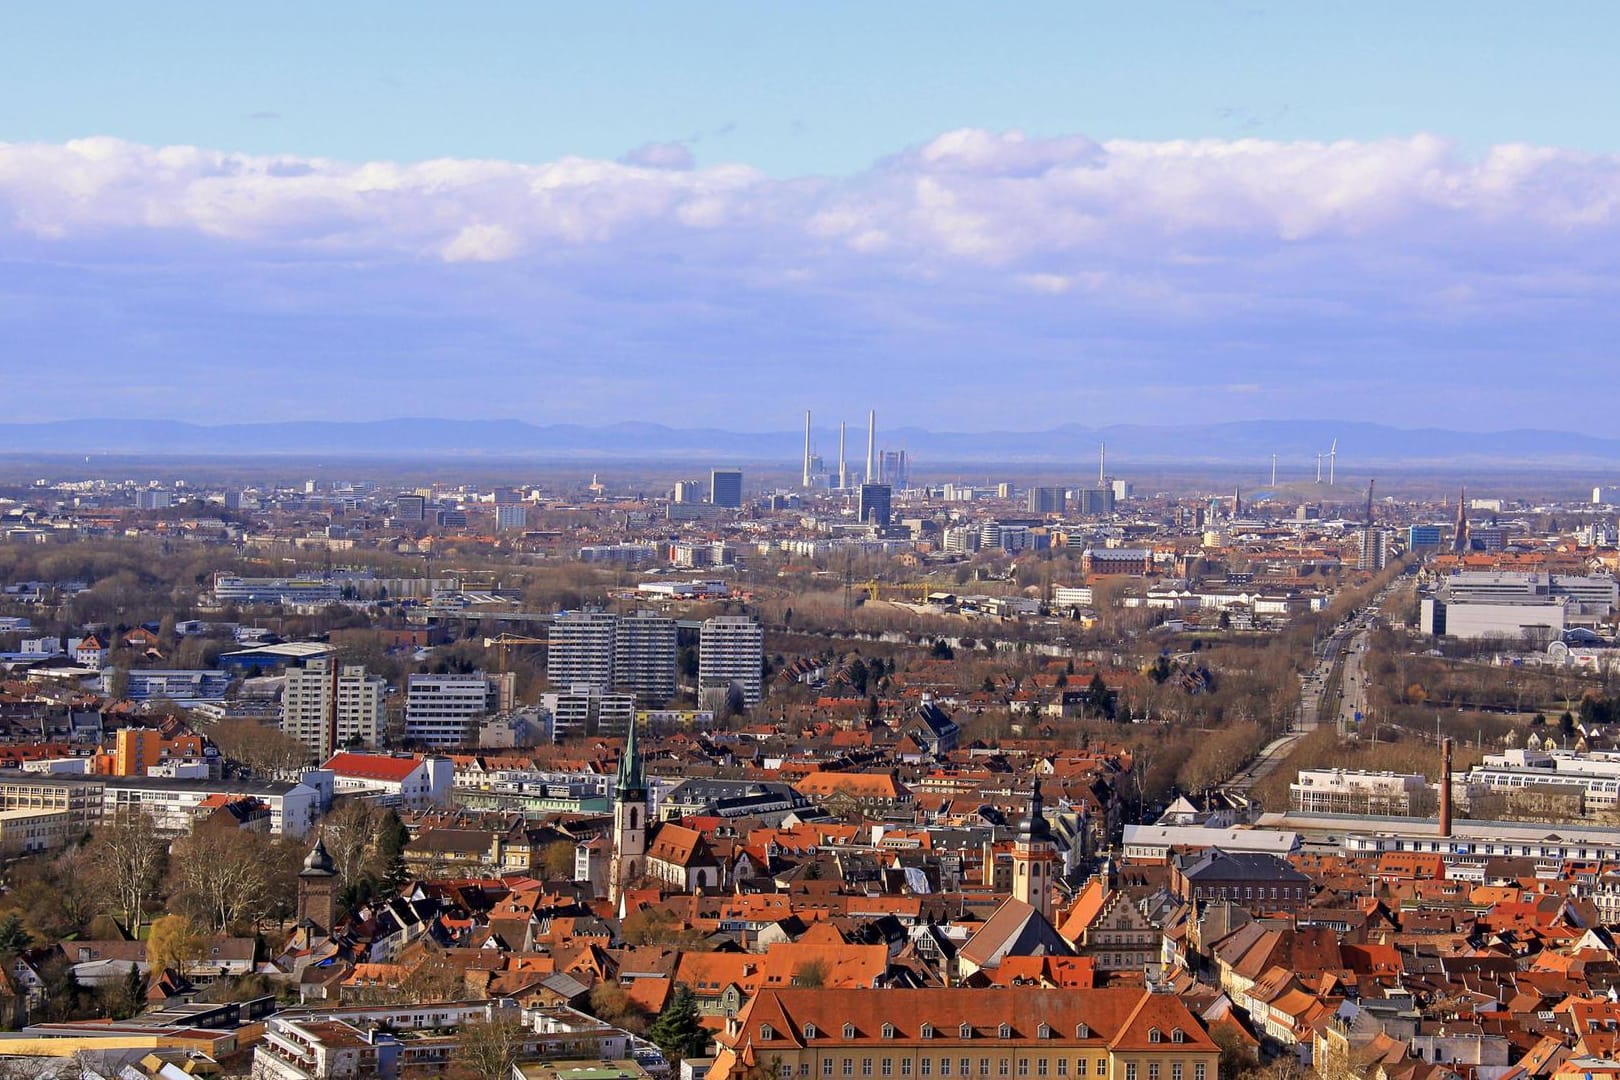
[283,659,385,760]
[404,673,501,750]
[698,615,764,708]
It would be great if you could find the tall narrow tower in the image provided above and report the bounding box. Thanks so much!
[1098,443,1106,487]
[1452,486,1469,553]
[802,410,813,489]
[609,719,648,907]
[865,410,876,484]
[838,422,847,490]
[1009,776,1059,921]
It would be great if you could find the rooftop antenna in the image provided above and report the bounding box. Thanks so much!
[1328,438,1337,486]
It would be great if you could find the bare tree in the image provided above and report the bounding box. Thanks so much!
[449,1015,528,1080]
[169,824,271,932]
[87,813,165,934]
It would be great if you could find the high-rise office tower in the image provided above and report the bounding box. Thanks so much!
[858,483,893,526]
[880,449,909,490]
[699,615,764,708]
[710,469,743,509]
[1027,487,1066,515]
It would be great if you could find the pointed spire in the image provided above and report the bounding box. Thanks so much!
[616,717,645,799]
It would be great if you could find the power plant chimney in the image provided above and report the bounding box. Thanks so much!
[865,410,876,484]
[1439,737,1453,838]
[838,421,847,490]
[802,410,813,489]
[1098,442,1106,487]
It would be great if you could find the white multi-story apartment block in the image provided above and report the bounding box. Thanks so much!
[547,611,619,692]
[541,686,636,738]
[615,610,677,705]
[283,658,385,759]
[699,614,764,708]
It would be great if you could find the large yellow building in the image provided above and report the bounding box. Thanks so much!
[711,988,1219,1080]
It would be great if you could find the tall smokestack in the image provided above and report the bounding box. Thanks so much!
[1098,442,1106,487]
[866,410,876,484]
[838,422,847,490]
[802,410,813,489]
[1439,737,1453,838]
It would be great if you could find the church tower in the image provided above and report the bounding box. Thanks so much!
[1010,776,1059,920]
[298,835,339,935]
[609,718,648,906]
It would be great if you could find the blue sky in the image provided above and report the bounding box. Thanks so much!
[4,3,1620,429]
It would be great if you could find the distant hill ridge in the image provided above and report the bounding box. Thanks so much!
[1,418,1617,466]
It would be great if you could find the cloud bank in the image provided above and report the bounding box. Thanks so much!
[2,130,1619,428]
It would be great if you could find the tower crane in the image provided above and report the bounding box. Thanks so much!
[482,633,551,674]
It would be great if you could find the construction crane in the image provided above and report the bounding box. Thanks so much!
[857,580,940,603]
[482,633,551,674]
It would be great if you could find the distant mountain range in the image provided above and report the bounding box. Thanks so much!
[2,418,1618,468]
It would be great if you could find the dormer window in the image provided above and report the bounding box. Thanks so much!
[921,1024,934,1040]
[761,1024,775,1041]
[805,1024,818,1040]
[1037,1024,1051,1039]
[960,1024,973,1039]
[883,1024,897,1039]
[1171,1030,1185,1045]
[1147,1029,1162,1045]
[1075,1024,1090,1040]
[844,1024,857,1040]
[998,1024,1011,1039]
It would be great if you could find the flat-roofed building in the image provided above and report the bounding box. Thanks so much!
[403,672,501,749]
[699,615,763,708]
[1290,769,1431,816]
[615,610,677,705]
[283,659,385,759]
[0,807,74,853]
[548,611,619,693]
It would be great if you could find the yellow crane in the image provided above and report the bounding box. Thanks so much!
[856,580,940,603]
[482,634,551,674]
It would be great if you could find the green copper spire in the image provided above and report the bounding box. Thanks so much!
[616,717,645,799]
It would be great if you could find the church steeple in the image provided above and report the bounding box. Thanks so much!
[616,712,645,800]
[609,719,648,906]
[1011,773,1058,919]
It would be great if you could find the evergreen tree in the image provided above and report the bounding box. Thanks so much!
[648,984,710,1061]
[378,809,411,895]
[0,912,31,955]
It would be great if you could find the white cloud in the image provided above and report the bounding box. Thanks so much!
[6,129,1620,426]
[441,223,521,263]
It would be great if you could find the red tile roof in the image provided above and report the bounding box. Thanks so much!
[321,752,426,782]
